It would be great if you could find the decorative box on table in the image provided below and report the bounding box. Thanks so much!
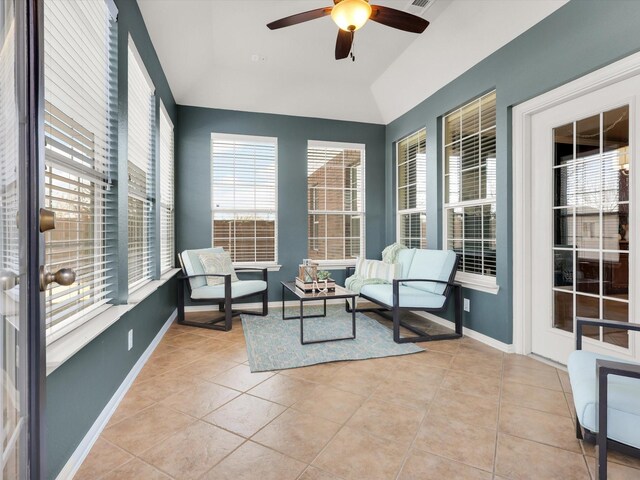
[295,277,336,293]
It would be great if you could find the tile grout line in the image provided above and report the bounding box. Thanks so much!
[96,325,253,480]
[84,318,639,480]
[296,359,399,479]
[492,351,505,478]
[393,342,461,480]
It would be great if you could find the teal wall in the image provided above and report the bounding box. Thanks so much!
[45,0,177,478]
[46,0,640,476]
[46,280,177,479]
[175,106,386,299]
[385,0,640,344]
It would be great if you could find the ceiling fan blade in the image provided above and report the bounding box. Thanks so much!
[335,29,353,60]
[267,7,332,30]
[369,5,429,34]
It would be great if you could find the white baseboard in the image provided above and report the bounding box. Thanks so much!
[56,309,177,480]
[413,311,514,353]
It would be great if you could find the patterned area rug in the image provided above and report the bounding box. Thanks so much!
[242,306,424,372]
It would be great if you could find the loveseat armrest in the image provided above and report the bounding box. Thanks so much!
[576,317,640,350]
[594,358,640,478]
[597,358,640,381]
[235,267,268,282]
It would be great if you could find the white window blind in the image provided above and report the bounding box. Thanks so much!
[43,0,117,337]
[307,141,365,262]
[159,103,174,273]
[397,129,426,249]
[1,15,19,279]
[443,91,496,280]
[211,133,278,264]
[128,41,155,291]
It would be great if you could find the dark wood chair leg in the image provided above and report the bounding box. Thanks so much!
[177,280,185,324]
[597,368,609,480]
[455,285,463,335]
[261,290,268,316]
[392,308,401,343]
[223,275,233,331]
[575,416,583,440]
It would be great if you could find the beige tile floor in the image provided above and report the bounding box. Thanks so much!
[75,311,640,480]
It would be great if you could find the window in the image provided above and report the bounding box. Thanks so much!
[128,41,156,291]
[211,133,277,264]
[397,129,426,248]
[307,141,365,263]
[443,91,497,283]
[43,0,117,337]
[159,103,174,273]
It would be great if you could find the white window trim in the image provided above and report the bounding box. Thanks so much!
[313,259,357,270]
[233,262,282,272]
[442,91,498,291]
[159,100,175,274]
[43,0,116,337]
[395,128,427,247]
[127,37,156,291]
[455,271,499,294]
[211,132,279,266]
[307,139,366,263]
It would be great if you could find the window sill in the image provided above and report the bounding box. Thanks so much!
[46,268,181,376]
[233,263,282,272]
[312,260,356,271]
[454,272,500,295]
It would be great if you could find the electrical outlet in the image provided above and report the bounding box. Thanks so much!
[128,329,133,351]
[464,298,470,312]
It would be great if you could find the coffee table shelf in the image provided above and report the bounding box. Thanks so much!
[280,281,357,345]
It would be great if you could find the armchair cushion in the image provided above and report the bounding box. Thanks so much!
[181,247,224,289]
[190,280,267,300]
[568,349,640,449]
[404,249,457,295]
[198,251,239,286]
[360,284,447,309]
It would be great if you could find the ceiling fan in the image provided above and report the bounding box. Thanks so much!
[267,0,430,61]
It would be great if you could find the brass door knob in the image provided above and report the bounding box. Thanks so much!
[39,266,76,292]
[39,208,56,232]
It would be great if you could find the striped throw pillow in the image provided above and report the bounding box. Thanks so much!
[355,257,399,283]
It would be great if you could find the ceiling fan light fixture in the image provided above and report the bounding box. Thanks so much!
[331,0,372,32]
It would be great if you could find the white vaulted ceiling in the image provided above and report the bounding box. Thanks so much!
[138,0,568,124]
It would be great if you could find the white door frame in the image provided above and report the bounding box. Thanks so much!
[512,51,640,355]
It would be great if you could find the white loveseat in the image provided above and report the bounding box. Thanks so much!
[346,249,462,343]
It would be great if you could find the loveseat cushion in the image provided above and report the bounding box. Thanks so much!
[181,247,224,289]
[396,249,416,279]
[360,284,446,309]
[405,249,457,295]
[568,350,640,449]
[190,280,267,300]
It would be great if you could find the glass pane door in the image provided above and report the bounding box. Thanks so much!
[552,105,631,348]
[0,0,28,476]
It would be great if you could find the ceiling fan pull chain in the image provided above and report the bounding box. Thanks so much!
[350,30,356,62]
